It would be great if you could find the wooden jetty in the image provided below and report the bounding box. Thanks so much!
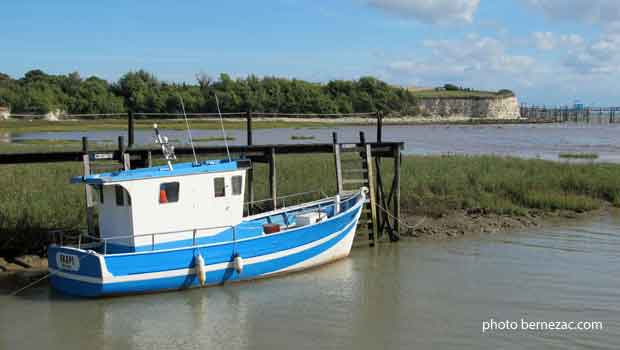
[0,112,403,246]
[520,105,620,123]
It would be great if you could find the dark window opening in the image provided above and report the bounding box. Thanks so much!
[96,185,104,204]
[115,185,124,206]
[232,176,242,196]
[214,177,225,197]
[160,182,179,204]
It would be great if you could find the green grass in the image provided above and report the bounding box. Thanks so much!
[290,135,316,140]
[0,118,349,133]
[558,152,599,159]
[2,154,620,256]
[0,140,117,154]
[408,89,512,99]
[193,136,237,143]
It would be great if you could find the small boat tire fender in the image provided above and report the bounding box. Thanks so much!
[233,254,244,274]
[195,254,206,286]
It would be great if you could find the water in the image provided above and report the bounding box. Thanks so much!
[2,213,619,349]
[5,122,620,162]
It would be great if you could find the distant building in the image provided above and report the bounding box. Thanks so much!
[574,100,586,110]
[0,106,9,119]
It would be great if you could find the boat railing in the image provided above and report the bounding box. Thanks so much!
[72,225,237,255]
[244,190,329,212]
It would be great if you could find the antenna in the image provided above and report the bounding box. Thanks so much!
[214,93,232,162]
[179,95,199,165]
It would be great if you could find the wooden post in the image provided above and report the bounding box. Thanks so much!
[376,111,383,144]
[392,145,401,239]
[246,111,253,146]
[269,147,277,210]
[122,153,131,171]
[82,137,95,235]
[333,132,343,194]
[81,136,88,153]
[247,166,255,215]
[118,136,125,154]
[127,111,135,148]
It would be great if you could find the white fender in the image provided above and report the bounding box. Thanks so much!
[195,254,206,286]
[233,254,244,274]
[335,194,341,215]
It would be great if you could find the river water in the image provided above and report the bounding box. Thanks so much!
[5,122,620,162]
[2,213,619,349]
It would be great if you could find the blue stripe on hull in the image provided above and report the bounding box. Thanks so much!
[50,222,356,297]
[103,203,361,277]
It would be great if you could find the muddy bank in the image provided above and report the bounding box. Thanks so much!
[400,207,606,240]
[0,256,48,294]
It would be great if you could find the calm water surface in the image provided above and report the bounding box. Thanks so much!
[5,122,620,162]
[2,213,619,349]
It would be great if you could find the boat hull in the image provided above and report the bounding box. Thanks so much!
[48,195,363,297]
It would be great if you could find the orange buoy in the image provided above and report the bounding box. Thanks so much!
[159,189,168,203]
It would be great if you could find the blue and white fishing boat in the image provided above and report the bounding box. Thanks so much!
[48,126,365,297]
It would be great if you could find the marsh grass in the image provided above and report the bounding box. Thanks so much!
[193,136,237,143]
[558,152,599,159]
[2,153,620,256]
[290,135,316,140]
[0,119,342,133]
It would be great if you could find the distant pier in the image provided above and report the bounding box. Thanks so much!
[520,105,620,123]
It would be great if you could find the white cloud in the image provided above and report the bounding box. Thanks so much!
[524,0,620,28]
[532,32,584,51]
[563,33,620,74]
[368,0,480,24]
[385,34,536,90]
[533,32,556,50]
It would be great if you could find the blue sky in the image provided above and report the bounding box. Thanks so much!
[2,0,619,105]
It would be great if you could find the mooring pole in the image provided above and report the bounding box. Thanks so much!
[376,111,383,144]
[392,144,401,239]
[82,137,95,235]
[269,147,277,210]
[246,110,253,146]
[333,132,343,194]
[127,111,135,148]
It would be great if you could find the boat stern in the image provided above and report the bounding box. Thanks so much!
[47,245,105,297]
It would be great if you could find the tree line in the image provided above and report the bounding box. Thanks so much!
[0,69,421,116]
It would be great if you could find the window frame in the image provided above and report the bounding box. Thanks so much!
[115,185,124,206]
[231,175,243,196]
[214,177,226,198]
[159,182,180,204]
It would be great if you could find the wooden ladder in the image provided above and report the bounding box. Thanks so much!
[333,135,379,246]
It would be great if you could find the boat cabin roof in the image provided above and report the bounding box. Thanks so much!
[71,159,251,185]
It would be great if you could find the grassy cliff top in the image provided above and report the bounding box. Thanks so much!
[408,88,515,99]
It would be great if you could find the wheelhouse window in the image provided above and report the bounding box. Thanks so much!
[232,175,243,196]
[95,185,104,204]
[115,185,124,206]
[115,185,131,206]
[159,182,179,204]
[214,177,225,197]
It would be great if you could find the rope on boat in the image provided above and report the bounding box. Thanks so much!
[374,202,426,232]
[10,272,53,296]
[10,253,91,296]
